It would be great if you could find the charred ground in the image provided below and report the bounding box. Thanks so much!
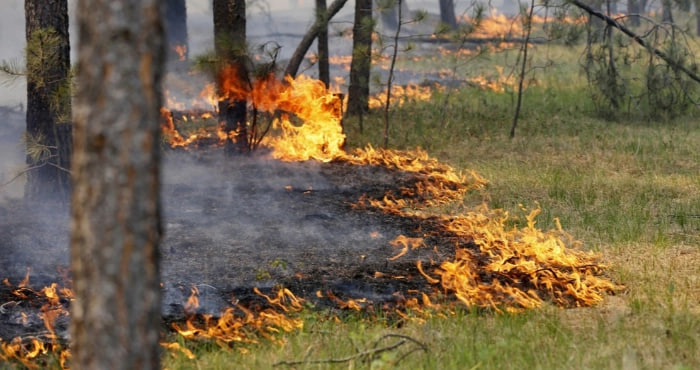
[1,146,463,341]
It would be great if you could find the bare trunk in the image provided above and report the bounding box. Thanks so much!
[439,0,458,30]
[284,0,348,78]
[166,0,188,70]
[316,0,330,87]
[213,0,249,154]
[70,0,164,368]
[346,0,373,116]
[628,0,640,27]
[24,0,71,202]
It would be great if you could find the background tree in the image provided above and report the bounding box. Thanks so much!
[213,0,249,154]
[346,0,374,118]
[439,0,458,30]
[316,0,330,87]
[166,0,188,70]
[70,0,164,368]
[24,0,71,202]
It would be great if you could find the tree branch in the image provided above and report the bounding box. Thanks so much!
[284,0,348,78]
[570,0,700,84]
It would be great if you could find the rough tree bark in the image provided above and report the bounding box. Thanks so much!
[24,0,71,202]
[346,0,373,117]
[213,0,249,154]
[165,0,188,69]
[70,0,164,368]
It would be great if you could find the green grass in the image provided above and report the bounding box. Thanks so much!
[161,44,699,369]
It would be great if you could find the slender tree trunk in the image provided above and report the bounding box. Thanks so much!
[439,0,458,30]
[316,0,330,87]
[284,0,348,78]
[213,0,249,154]
[662,0,674,23]
[70,0,165,368]
[628,0,640,27]
[346,0,373,117]
[166,0,188,70]
[24,0,71,202]
[696,0,700,36]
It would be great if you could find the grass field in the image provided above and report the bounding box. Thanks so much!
[161,43,699,369]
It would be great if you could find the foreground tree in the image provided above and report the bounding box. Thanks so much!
[24,0,72,201]
[346,0,374,117]
[70,0,165,368]
[213,0,249,154]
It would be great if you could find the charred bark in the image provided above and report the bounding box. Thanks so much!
[24,0,71,202]
[213,0,249,155]
[71,0,164,368]
[346,0,374,117]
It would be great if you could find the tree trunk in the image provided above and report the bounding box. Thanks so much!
[213,0,249,154]
[346,0,373,116]
[70,0,164,368]
[439,0,458,30]
[696,0,700,36]
[166,0,188,70]
[24,0,71,202]
[628,0,640,27]
[316,0,330,87]
[662,0,674,23]
[284,0,348,78]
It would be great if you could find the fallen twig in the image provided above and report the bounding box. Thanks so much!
[273,333,428,367]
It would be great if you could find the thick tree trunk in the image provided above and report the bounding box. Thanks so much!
[346,0,373,116]
[439,0,458,30]
[70,0,165,369]
[166,0,188,69]
[316,0,330,87]
[213,0,249,154]
[24,0,71,202]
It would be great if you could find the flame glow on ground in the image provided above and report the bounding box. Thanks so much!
[2,59,621,369]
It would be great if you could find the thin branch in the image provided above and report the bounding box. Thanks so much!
[273,333,427,367]
[510,0,535,138]
[284,0,348,78]
[570,0,700,84]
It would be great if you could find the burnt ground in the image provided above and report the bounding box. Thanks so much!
[0,144,460,341]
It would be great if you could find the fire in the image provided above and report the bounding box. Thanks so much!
[0,273,71,369]
[167,286,304,352]
[368,84,442,109]
[173,44,187,61]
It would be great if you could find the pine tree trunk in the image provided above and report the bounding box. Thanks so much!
[346,0,373,116]
[213,0,249,154]
[24,0,71,202]
[70,0,164,368]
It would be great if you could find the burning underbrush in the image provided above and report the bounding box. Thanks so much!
[1,71,622,367]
